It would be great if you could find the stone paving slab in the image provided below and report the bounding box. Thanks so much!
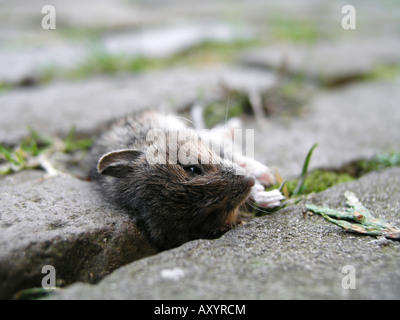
[0,66,276,145]
[240,37,400,85]
[0,42,87,85]
[1,0,400,301]
[251,80,400,178]
[2,69,399,180]
[49,167,400,299]
[103,23,252,58]
[0,22,251,85]
[3,0,399,86]
[0,170,157,299]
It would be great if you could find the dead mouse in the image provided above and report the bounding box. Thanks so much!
[89,110,283,250]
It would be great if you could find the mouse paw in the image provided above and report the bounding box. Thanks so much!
[238,159,276,186]
[250,185,285,208]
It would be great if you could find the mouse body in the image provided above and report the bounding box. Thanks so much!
[89,110,258,249]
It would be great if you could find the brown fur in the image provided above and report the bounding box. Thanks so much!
[89,110,255,250]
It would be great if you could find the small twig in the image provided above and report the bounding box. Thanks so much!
[248,90,266,126]
[37,154,67,178]
[306,191,400,240]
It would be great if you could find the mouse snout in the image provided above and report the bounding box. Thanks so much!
[241,175,255,188]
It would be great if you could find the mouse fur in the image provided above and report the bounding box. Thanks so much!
[89,110,256,250]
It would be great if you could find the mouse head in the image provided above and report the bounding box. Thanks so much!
[96,131,255,249]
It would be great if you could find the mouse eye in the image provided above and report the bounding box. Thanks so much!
[182,164,203,175]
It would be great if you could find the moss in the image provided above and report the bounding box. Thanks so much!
[265,150,400,201]
[356,151,400,175]
[0,81,12,92]
[203,90,251,128]
[40,39,261,84]
[0,126,93,175]
[201,76,310,129]
[362,64,400,82]
[267,169,355,197]
[261,76,310,118]
[164,39,261,67]
[268,16,320,43]
[288,169,355,195]
[62,126,93,153]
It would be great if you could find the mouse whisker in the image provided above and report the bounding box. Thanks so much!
[246,199,276,215]
[175,116,197,129]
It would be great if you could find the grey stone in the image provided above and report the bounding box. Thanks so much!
[0,66,276,145]
[2,0,399,86]
[0,42,87,85]
[0,0,255,86]
[0,170,157,299]
[103,23,252,58]
[49,167,400,299]
[0,22,252,85]
[0,1,163,36]
[240,38,400,85]
[251,80,400,178]
[2,0,400,302]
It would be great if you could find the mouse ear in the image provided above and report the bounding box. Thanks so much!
[97,149,143,178]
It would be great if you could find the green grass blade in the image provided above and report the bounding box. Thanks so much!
[0,144,19,165]
[293,143,318,196]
